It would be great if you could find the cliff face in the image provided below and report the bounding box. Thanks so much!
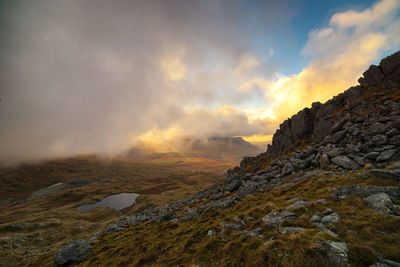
[265,51,400,159]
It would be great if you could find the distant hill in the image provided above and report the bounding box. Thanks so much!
[123,136,264,161]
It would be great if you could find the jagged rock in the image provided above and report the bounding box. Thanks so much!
[104,223,124,234]
[325,148,345,158]
[201,197,236,212]
[237,181,260,198]
[318,241,348,267]
[331,184,400,201]
[331,156,360,170]
[262,210,296,228]
[330,118,348,135]
[225,174,241,192]
[365,151,381,160]
[54,240,91,266]
[184,207,199,219]
[377,149,397,161]
[291,108,313,139]
[282,162,294,175]
[363,193,394,214]
[363,65,385,86]
[324,130,347,144]
[322,208,334,215]
[310,212,322,223]
[278,226,304,235]
[286,200,310,210]
[369,169,400,181]
[319,154,330,168]
[379,51,400,75]
[321,213,340,224]
[352,156,366,166]
[239,228,263,238]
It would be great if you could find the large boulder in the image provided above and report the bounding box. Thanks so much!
[237,181,260,198]
[331,156,360,170]
[363,193,394,214]
[363,65,385,86]
[54,239,91,266]
[225,174,241,192]
[318,241,348,267]
[379,51,400,75]
[262,210,296,228]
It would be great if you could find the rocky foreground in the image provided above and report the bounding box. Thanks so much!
[54,52,400,267]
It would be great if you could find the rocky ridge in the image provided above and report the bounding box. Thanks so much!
[54,51,400,266]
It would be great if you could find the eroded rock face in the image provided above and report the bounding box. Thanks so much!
[259,51,400,161]
[54,239,91,266]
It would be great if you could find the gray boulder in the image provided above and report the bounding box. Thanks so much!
[325,148,345,158]
[363,193,393,214]
[321,213,340,224]
[310,212,322,223]
[184,207,199,219]
[318,241,348,267]
[331,156,360,170]
[282,162,294,175]
[278,226,305,235]
[262,210,296,228]
[237,181,260,198]
[225,174,242,192]
[377,149,397,161]
[286,200,310,210]
[54,239,91,266]
[365,152,381,160]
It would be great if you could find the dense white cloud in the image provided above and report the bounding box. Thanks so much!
[0,0,399,162]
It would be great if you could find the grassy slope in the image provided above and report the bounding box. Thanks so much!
[73,166,400,267]
[0,156,233,266]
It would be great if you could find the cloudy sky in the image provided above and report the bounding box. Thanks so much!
[0,0,399,161]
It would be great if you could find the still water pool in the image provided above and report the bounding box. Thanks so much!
[77,193,139,212]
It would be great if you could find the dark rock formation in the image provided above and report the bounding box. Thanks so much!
[54,239,91,266]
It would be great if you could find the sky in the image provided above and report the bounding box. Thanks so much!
[0,0,400,162]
